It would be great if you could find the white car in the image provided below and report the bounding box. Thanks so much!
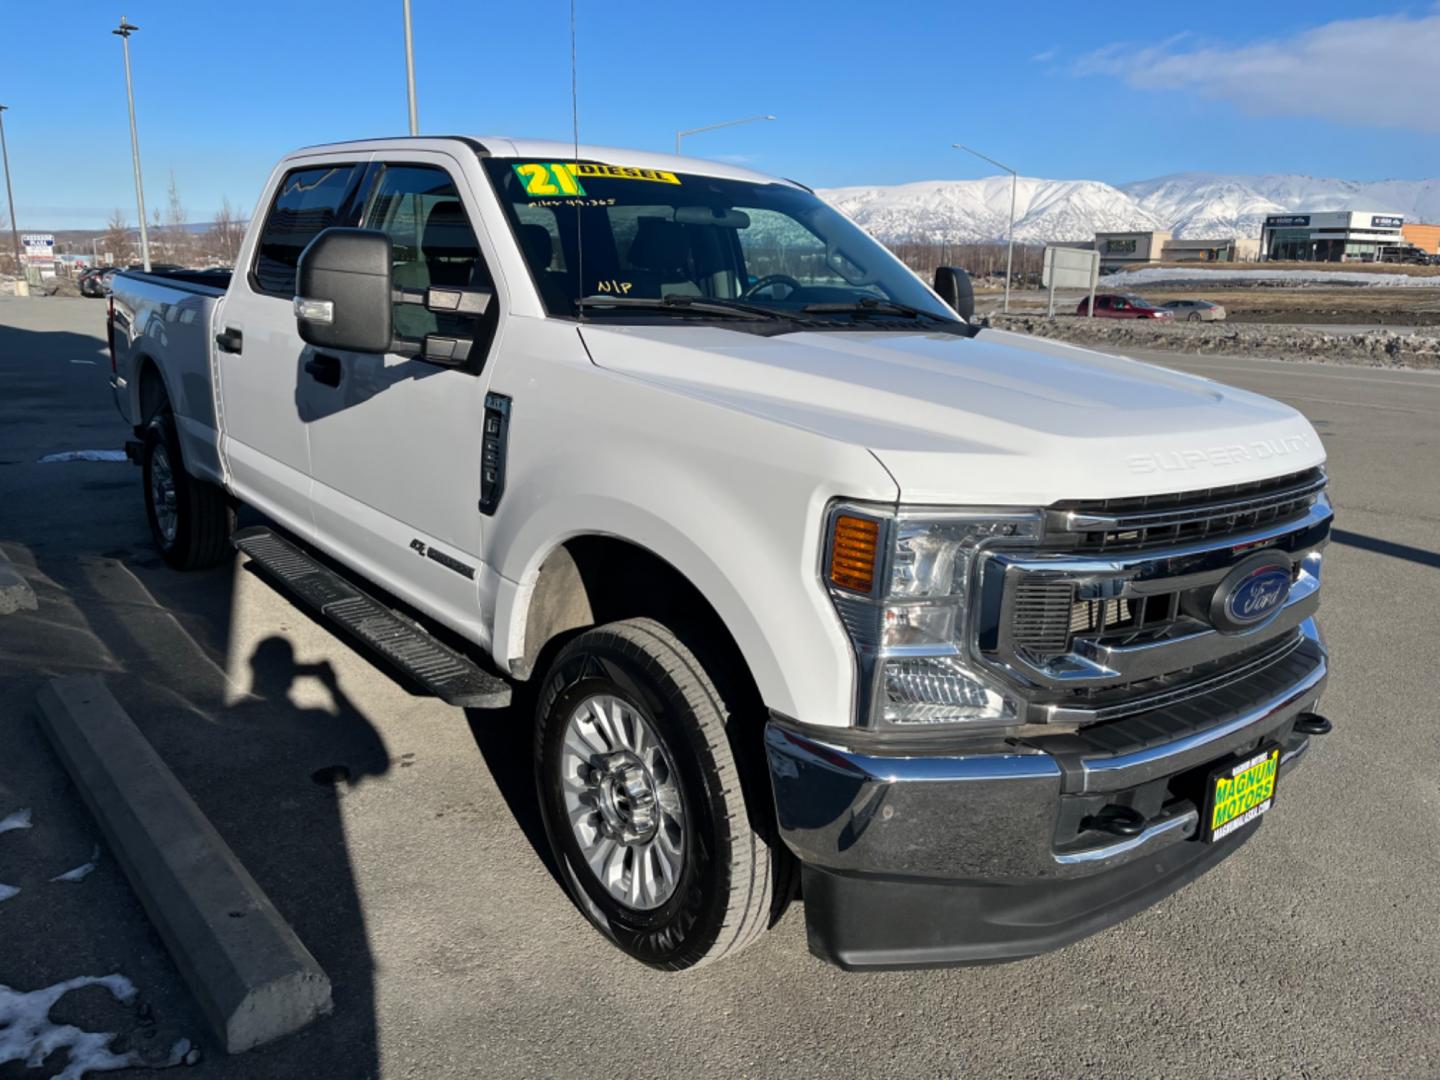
[109,136,1332,971]
[1163,298,1228,322]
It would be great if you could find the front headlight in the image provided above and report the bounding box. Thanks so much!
[823,504,1042,731]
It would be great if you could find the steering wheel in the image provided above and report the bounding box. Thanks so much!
[742,273,803,300]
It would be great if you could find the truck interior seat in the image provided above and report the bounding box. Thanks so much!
[518,224,573,311]
[626,217,700,297]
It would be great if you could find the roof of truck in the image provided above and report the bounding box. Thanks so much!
[289,135,801,188]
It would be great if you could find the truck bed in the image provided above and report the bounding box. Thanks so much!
[109,268,229,488]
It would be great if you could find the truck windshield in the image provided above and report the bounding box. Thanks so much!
[482,158,958,327]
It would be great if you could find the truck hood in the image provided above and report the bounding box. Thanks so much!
[577,323,1324,505]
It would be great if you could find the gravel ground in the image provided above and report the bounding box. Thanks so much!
[985,313,1440,370]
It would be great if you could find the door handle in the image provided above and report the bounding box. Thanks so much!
[215,327,243,354]
[304,354,342,388]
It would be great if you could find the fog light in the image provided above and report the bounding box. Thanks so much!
[881,655,1017,726]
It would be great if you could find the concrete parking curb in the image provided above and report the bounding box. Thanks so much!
[35,674,333,1053]
[0,551,38,614]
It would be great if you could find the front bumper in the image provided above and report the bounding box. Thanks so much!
[765,619,1328,969]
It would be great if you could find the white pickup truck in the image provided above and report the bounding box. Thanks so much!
[109,136,1333,971]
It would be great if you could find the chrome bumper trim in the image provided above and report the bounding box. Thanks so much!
[1052,809,1198,866]
[767,619,1325,882]
[1078,619,1327,792]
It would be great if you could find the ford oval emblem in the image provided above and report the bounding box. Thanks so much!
[1224,565,1291,627]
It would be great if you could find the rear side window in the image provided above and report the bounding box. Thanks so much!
[359,164,491,342]
[251,164,363,296]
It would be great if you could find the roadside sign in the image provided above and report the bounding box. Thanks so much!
[22,233,55,262]
[1042,246,1100,317]
[1042,246,1099,289]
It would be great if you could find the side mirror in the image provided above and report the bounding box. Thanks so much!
[933,266,974,320]
[295,228,394,353]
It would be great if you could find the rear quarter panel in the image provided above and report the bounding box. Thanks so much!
[112,274,225,485]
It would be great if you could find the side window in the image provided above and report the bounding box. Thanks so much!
[361,165,490,342]
[252,164,362,296]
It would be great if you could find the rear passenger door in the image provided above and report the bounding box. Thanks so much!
[217,156,371,537]
[300,157,504,639]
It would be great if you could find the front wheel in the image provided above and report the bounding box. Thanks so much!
[534,618,789,970]
[142,411,233,570]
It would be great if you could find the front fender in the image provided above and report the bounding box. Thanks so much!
[483,323,897,727]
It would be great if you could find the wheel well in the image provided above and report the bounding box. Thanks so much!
[520,536,765,720]
[519,535,778,841]
[519,536,756,695]
[135,355,167,429]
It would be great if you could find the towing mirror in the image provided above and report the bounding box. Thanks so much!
[295,228,394,353]
[933,266,974,321]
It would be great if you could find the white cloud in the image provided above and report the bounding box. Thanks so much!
[1074,12,1440,132]
[1030,47,1058,63]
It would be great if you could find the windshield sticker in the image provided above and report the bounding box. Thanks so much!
[513,162,681,197]
[513,163,587,198]
[574,163,681,185]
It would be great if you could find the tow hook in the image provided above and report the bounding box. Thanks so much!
[1294,712,1333,735]
[1083,804,1147,838]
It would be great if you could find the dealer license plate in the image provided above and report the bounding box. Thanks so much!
[1203,745,1280,842]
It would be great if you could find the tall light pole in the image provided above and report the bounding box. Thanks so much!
[953,143,1017,314]
[114,17,150,272]
[0,105,24,292]
[675,114,775,155]
[402,0,419,135]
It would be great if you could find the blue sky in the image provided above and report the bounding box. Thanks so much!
[6,0,1440,229]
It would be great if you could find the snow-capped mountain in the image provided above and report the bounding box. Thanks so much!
[818,172,1440,245]
[821,177,1163,245]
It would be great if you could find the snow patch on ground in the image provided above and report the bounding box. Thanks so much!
[1104,267,1440,289]
[37,451,128,464]
[0,808,33,834]
[0,974,189,1079]
[0,884,18,903]
[50,848,101,884]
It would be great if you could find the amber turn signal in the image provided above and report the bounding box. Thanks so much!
[829,514,880,593]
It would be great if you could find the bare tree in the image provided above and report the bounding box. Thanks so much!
[104,208,133,265]
[165,170,191,266]
[207,196,244,266]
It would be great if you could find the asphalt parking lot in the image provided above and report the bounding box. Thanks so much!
[2,295,1439,1078]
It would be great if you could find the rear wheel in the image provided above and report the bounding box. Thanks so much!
[142,410,233,570]
[534,618,789,970]
[1188,312,1201,322]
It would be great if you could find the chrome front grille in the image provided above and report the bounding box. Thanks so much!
[981,487,1333,724]
[1047,467,1326,553]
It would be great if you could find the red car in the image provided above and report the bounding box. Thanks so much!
[1077,293,1174,319]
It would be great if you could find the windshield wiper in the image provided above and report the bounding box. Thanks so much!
[578,294,789,323]
[802,297,974,335]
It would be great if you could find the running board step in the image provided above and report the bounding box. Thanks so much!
[231,526,510,709]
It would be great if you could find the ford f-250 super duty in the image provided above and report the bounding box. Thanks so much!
[108,136,1333,971]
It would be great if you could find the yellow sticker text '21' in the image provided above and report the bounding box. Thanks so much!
[512,162,683,198]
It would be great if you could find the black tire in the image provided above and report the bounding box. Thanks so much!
[1188,312,1201,322]
[534,618,789,970]
[142,410,233,570]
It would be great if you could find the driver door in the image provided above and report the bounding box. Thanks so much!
[300,157,502,639]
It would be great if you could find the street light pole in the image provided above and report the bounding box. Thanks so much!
[113,17,150,272]
[0,106,24,289]
[675,114,776,155]
[402,0,419,135]
[953,143,1017,314]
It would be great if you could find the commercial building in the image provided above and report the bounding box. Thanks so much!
[1093,231,1259,270]
[1260,211,1404,262]
[1402,223,1440,255]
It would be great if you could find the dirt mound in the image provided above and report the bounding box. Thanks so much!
[984,314,1440,372]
